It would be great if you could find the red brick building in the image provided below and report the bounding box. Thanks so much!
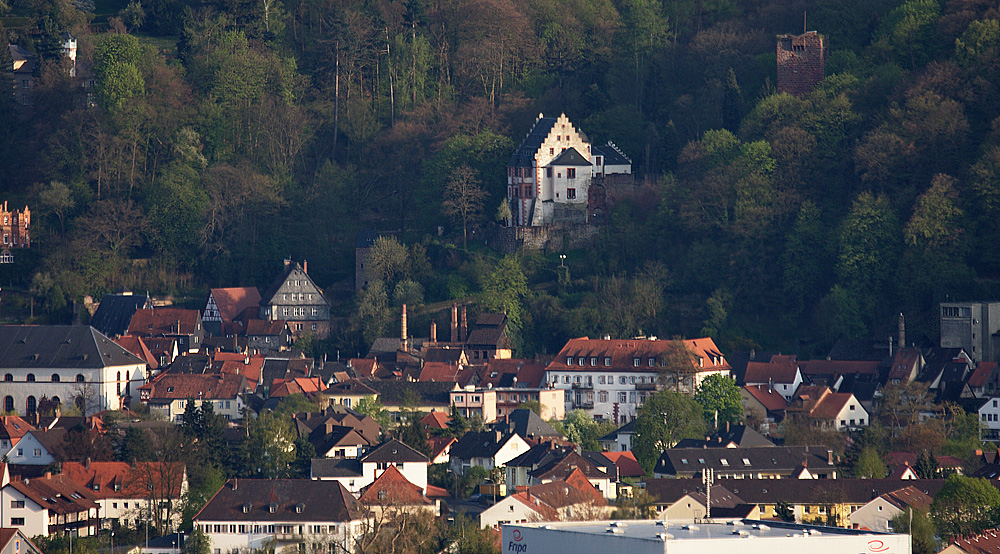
[777,31,827,96]
[0,201,30,262]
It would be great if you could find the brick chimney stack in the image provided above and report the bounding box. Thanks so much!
[430,320,437,343]
[451,304,458,343]
[401,304,408,351]
[898,312,906,349]
[460,305,468,342]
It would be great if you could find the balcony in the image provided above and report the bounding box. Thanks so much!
[571,382,594,390]
[572,399,595,409]
[636,382,657,391]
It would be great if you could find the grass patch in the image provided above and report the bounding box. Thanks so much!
[137,34,179,56]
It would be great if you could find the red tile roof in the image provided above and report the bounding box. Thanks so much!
[529,468,607,509]
[429,437,455,461]
[602,451,644,478]
[139,373,249,401]
[970,362,997,388]
[888,348,921,381]
[742,385,788,411]
[9,474,98,515]
[128,308,201,337]
[882,485,932,511]
[417,362,461,382]
[744,355,798,384]
[421,411,451,430]
[0,415,35,444]
[358,465,431,506]
[786,386,857,420]
[61,461,186,499]
[949,528,1000,554]
[209,288,261,322]
[270,377,327,397]
[114,335,159,370]
[245,319,287,336]
[350,358,378,378]
[548,337,729,374]
[0,529,41,554]
[481,359,547,388]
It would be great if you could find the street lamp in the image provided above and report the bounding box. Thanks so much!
[559,254,566,267]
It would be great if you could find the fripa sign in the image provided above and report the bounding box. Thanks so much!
[507,529,527,553]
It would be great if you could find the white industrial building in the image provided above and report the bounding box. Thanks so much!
[500,519,910,554]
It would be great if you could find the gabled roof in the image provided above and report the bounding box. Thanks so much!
[310,457,363,478]
[326,379,379,397]
[744,355,799,384]
[450,431,519,460]
[675,424,775,448]
[114,335,159,370]
[260,261,328,306]
[647,478,948,506]
[422,348,466,364]
[531,451,609,482]
[7,473,98,514]
[797,359,880,378]
[888,348,921,381]
[742,385,788,412]
[546,147,591,167]
[509,117,558,167]
[61,461,185,499]
[481,358,546,388]
[360,439,428,464]
[140,373,249,401]
[786,386,858,420]
[429,436,455,461]
[421,411,451,430]
[358,465,431,506]
[0,529,42,554]
[600,451,644,478]
[194,479,360,523]
[548,337,729,374]
[0,325,144,368]
[245,319,287,337]
[364,379,454,407]
[417,362,462,382]
[950,528,1000,554]
[592,143,631,166]
[881,485,932,511]
[526,468,606,509]
[127,309,201,337]
[970,362,998,388]
[209,288,261,322]
[497,409,560,439]
[655,446,837,476]
[269,377,326,397]
[598,420,635,442]
[0,415,35,442]
[90,293,151,337]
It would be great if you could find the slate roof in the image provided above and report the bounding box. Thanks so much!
[654,446,837,477]
[918,347,965,383]
[509,117,557,167]
[364,379,454,407]
[592,143,631,166]
[507,442,573,470]
[826,339,891,362]
[496,409,560,439]
[532,451,611,482]
[194,479,360,522]
[450,431,517,460]
[127,309,201,337]
[310,457,363,478]
[360,439,428,464]
[546,147,591,167]
[209,288,261,322]
[90,293,151,338]
[797,360,880,378]
[0,325,144,368]
[674,424,774,448]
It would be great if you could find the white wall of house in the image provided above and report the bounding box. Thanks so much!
[3,434,56,465]
[196,519,360,554]
[832,397,869,431]
[0,484,48,537]
[362,461,427,492]
[980,397,1000,431]
[480,497,543,529]
[1,363,146,416]
[848,498,901,532]
[545,370,658,424]
[149,397,244,423]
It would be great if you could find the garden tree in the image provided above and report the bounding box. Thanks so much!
[442,165,486,249]
[352,498,441,554]
[446,513,497,554]
[779,416,847,453]
[553,410,616,451]
[128,428,188,534]
[292,436,316,478]
[915,450,938,479]
[495,199,511,225]
[59,422,115,461]
[880,381,932,446]
[144,161,208,263]
[516,400,541,415]
[930,474,1000,540]
[656,340,697,393]
[479,255,529,353]
[183,528,211,554]
[117,426,153,462]
[355,396,391,428]
[237,410,295,478]
[852,446,888,478]
[774,501,794,522]
[632,390,705,473]
[940,403,983,457]
[366,236,409,288]
[611,489,657,519]
[693,373,742,428]
[891,508,937,554]
[398,411,432,458]
[356,279,392,345]
[444,404,470,438]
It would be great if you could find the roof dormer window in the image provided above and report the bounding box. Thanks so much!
[633,358,640,367]
[567,357,573,366]
[604,357,611,366]
[269,503,277,513]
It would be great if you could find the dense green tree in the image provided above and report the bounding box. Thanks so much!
[480,255,529,353]
[852,446,888,478]
[930,474,1000,540]
[632,390,705,473]
[693,373,742,429]
[891,508,937,554]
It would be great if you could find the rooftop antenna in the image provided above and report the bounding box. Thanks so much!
[803,11,807,34]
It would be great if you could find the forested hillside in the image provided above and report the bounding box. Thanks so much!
[2,0,999,358]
